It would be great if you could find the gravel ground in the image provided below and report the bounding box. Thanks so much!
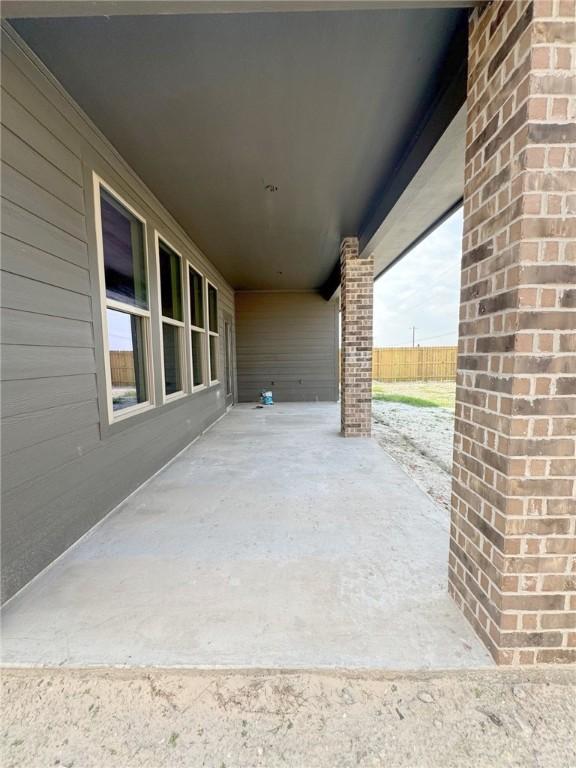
[2,667,575,768]
[372,401,455,512]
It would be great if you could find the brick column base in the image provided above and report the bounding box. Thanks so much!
[340,237,374,437]
[450,0,576,665]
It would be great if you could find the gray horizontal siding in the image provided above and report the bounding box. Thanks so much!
[236,292,338,403]
[2,161,86,240]
[1,374,97,418]
[0,24,236,603]
[1,345,97,380]
[2,271,92,320]
[1,197,89,267]
[1,425,101,494]
[1,52,84,158]
[1,308,93,348]
[1,234,91,293]
[1,125,85,212]
[1,88,83,183]
[2,400,100,455]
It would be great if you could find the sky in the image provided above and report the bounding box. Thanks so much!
[373,208,463,348]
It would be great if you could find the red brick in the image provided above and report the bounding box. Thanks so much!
[340,238,373,438]
[449,0,576,667]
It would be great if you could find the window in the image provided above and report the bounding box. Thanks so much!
[157,237,185,399]
[106,309,148,411]
[207,281,219,383]
[189,265,205,389]
[96,181,152,420]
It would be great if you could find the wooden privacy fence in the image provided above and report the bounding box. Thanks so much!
[109,350,135,386]
[372,346,457,382]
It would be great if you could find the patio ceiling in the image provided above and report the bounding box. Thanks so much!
[8,3,470,292]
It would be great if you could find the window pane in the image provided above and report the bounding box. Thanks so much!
[162,323,182,395]
[189,268,204,329]
[107,308,148,411]
[159,241,182,321]
[208,284,218,332]
[191,330,204,387]
[101,189,147,309]
[209,335,218,381]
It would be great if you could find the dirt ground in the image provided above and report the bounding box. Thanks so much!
[372,394,455,512]
[2,667,575,768]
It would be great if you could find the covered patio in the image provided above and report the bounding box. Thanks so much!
[2,403,491,669]
[1,0,574,669]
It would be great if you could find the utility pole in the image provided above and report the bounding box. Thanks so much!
[411,326,416,348]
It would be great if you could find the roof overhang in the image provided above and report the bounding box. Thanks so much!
[1,1,482,18]
[368,107,465,282]
[321,103,466,300]
[5,1,474,295]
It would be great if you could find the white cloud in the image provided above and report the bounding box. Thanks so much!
[373,209,463,347]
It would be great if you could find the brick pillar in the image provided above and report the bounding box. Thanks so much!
[340,237,374,437]
[449,0,576,665]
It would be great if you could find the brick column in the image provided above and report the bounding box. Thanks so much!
[340,237,374,437]
[449,0,576,664]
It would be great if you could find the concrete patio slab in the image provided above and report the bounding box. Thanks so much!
[1,404,493,669]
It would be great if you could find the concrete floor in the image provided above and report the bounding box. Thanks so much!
[1,403,493,668]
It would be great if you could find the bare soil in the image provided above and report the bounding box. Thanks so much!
[372,399,455,512]
[2,667,575,768]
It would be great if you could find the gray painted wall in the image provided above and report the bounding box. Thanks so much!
[235,292,339,403]
[0,24,236,603]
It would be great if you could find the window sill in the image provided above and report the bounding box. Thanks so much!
[110,401,155,424]
[101,384,222,439]
[163,390,187,405]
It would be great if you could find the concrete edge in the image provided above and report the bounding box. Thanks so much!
[2,665,576,682]
[0,407,233,612]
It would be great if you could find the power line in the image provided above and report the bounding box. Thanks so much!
[417,330,457,343]
[375,329,456,348]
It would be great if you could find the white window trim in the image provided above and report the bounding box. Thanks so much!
[206,279,220,386]
[188,262,207,393]
[93,173,155,425]
[155,231,187,403]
